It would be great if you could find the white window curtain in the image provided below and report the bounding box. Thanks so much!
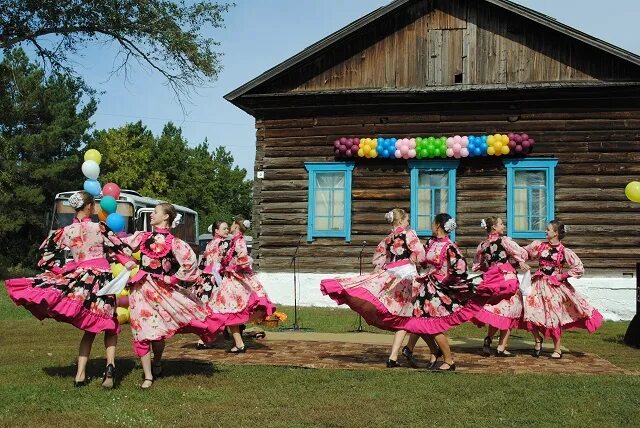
[514,170,546,232]
[314,172,345,231]
[417,171,448,230]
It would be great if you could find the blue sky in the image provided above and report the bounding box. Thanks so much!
[24,1,640,174]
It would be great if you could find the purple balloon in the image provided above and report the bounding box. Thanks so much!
[514,134,522,143]
[507,132,515,140]
[334,140,340,148]
[345,150,352,157]
[334,149,341,157]
[528,138,535,146]
[515,145,523,153]
[508,140,517,149]
[521,133,529,141]
[340,137,347,144]
[339,144,346,153]
[522,140,530,149]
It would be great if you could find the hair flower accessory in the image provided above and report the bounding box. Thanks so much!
[243,219,251,229]
[563,225,569,233]
[68,192,84,209]
[171,213,182,229]
[480,218,487,229]
[384,210,394,223]
[444,218,457,233]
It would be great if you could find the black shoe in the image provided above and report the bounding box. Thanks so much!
[533,340,543,358]
[550,351,563,359]
[427,348,444,369]
[386,359,400,368]
[429,362,456,372]
[496,349,516,358]
[101,364,115,389]
[228,346,246,354]
[73,379,87,388]
[482,336,493,356]
[255,332,266,339]
[402,346,418,368]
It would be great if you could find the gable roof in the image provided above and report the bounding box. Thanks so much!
[225,0,640,102]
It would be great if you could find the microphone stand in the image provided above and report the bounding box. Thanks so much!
[349,240,367,333]
[281,235,311,331]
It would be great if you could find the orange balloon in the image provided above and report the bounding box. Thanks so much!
[98,209,108,222]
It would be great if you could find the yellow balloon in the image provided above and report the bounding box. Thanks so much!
[487,135,494,145]
[116,307,130,324]
[487,147,496,156]
[357,148,364,157]
[494,141,502,150]
[130,266,139,277]
[84,149,102,165]
[502,135,509,144]
[117,288,129,297]
[370,151,378,158]
[625,181,640,203]
[111,263,124,277]
[133,251,141,261]
[501,145,510,155]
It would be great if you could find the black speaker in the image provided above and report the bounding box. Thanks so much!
[623,263,640,348]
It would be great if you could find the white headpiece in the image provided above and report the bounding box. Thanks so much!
[480,218,487,229]
[384,210,394,224]
[171,213,182,229]
[562,225,569,233]
[207,224,213,233]
[68,192,84,209]
[444,218,457,233]
[243,219,251,229]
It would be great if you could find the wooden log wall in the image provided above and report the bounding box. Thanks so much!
[253,110,640,274]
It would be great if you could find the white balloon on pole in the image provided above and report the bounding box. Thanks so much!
[82,160,100,180]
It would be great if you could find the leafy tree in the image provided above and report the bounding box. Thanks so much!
[0,49,95,273]
[0,1,232,95]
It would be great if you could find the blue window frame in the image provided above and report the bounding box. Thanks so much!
[504,158,558,239]
[304,162,354,242]
[408,160,459,239]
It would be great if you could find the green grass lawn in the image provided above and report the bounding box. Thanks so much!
[1,283,639,427]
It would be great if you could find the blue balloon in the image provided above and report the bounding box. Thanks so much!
[83,179,101,197]
[106,213,126,232]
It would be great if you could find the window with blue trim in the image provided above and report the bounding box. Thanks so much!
[504,158,558,239]
[408,160,459,238]
[304,162,354,242]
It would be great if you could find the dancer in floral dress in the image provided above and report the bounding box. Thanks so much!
[193,220,230,349]
[209,215,275,353]
[4,191,135,388]
[522,220,603,359]
[320,209,426,367]
[471,216,530,357]
[124,203,225,388]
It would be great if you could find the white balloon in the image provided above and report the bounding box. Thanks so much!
[82,160,100,180]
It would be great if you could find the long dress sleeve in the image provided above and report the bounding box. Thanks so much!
[471,242,487,272]
[524,240,544,261]
[121,231,146,252]
[99,222,134,265]
[225,236,253,274]
[199,238,220,270]
[406,230,426,265]
[166,238,200,285]
[502,236,528,264]
[372,237,388,271]
[37,228,66,273]
[562,247,584,280]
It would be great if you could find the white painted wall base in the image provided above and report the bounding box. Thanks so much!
[256,272,637,321]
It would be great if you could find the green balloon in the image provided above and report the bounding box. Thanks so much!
[100,196,118,214]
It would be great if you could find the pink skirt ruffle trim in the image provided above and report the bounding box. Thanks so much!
[321,278,488,335]
[521,310,604,340]
[5,278,120,334]
[209,293,276,327]
[471,308,522,330]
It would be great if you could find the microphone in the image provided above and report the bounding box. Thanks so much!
[291,234,303,267]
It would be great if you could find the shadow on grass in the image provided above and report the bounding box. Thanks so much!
[178,335,271,352]
[43,357,137,387]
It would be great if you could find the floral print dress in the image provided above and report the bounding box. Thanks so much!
[320,227,426,329]
[5,217,133,333]
[193,234,230,304]
[471,234,528,330]
[207,233,276,326]
[124,228,225,356]
[521,241,602,339]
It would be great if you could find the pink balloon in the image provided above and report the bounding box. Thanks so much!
[453,143,462,152]
[508,132,515,140]
[522,140,531,149]
[446,148,454,157]
[514,134,522,143]
[454,151,461,159]
[460,148,469,157]
[395,149,402,158]
[409,138,416,149]
[453,135,462,145]
[340,137,347,144]
[395,140,401,149]
[446,137,454,148]
[408,149,416,158]
[339,145,346,153]
[528,138,535,146]
[400,145,409,155]
[508,140,517,149]
[103,182,121,199]
[461,136,469,148]
[333,140,340,148]
[521,133,529,140]
[515,145,523,153]
[345,150,352,157]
